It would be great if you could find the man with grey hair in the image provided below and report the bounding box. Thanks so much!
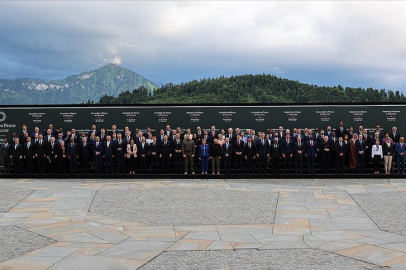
[182,135,195,174]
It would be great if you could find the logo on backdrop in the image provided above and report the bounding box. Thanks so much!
[0,111,6,122]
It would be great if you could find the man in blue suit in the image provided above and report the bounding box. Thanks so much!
[115,133,126,175]
[67,138,79,175]
[305,136,317,174]
[23,137,35,175]
[93,136,103,175]
[222,137,234,175]
[103,136,114,175]
[355,136,366,174]
[256,133,270,175]
[282,134,294,175]
[395,137,406,174]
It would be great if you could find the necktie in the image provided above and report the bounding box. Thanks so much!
[262,139,264,145]
[165,141,167,145]
[177,139,179,144]
[287,140,289,144]
[142,143,144,149]
[249,142,251,148]
[107,142,110,147]
[340,142,342,147]
[40,140,42,145]
[96,142,99,147]
[299,142,301,147]
[310,141,313,147]
[226,144,228,150]
[27,143,30,149]
[15,145,17,150]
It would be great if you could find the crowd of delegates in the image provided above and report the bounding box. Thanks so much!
[1,122,405,176]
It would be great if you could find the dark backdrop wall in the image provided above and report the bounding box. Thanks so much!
[0,104,403,143]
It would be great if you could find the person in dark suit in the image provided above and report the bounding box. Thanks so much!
[148,136,160,175]
[355,136,366,174]
[395,137,406,174]
[88,125,99,138]
[173,134,183,175]
[114,133,126,175]
[294,136,305,175]
[31,127,42,140]
[57,141,67,175]
[93,136,103,175]
[23,137,35,175]
[157,129,166,144]
[319,136,331,174]
[35,135,47,175]
[103,136,114,175]
[256,133,270,175]
[67,138,78,175]
[43,129,54,145]
[160,135,172,174]
[209,126,217,141]
[209,138,222,175]
[1,139,11,175]
[11,138,23,175]
[44,124,58,138]
[282,134,294,175]
[137,136,149,175]
[79,137,91,175]
[374,125,384,141]
[222,137,233,175]
[19,125,29,142]
[390,127,400,144]
[361,129,371,168]
[244,136,256,175]
[305,136,317,175]
[277,126,285,140]
[335,136,347,175]
[335,121,347,138]
[47,137,58,175]
[99,129,107,142]
[123,131,134,146]
[270,138,282,175]
[233,135,245,175]
[202,130,212,145]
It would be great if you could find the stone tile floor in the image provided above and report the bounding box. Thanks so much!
[0,177,406,269]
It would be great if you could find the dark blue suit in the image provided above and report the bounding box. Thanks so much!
[395,142,406,173]
[23,142,35,175]
[355,139,366,174]
[222,143,234,174]
[305,140,318,174]
[114,139,126,174]
[92,141,103,174]
[104,141,114,174]
[256,138,270,174]
[282,139,294,174]
[67,143,78,174]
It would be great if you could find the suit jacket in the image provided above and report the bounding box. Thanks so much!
[43,135,54,144]
[319,141,331,157]
[35,141,47,157]
[395,142,406,156]
[335,142,347,156]
[137,142,149,156]
[305,140,318,157]
[88,130,100,138]
[294,142,305,157]
[173,139,183,151]
[123,136,134,145]
[256,138,269,156]
[79,142,91,158]
[209,143,222,157]
[114,140,126,157]
[148,142,160,156]
[23,142,35,158]
[67,134,79,144]
[157,134,166,144]
[103,141,114,157]
[47,143,58,157]
[222,143,234,157]
[390,133,401,144]
[282,139,294,155]
[1,143,11,159]
[382,141,394,156]
[92,141,104,155]
[31,132,42,140]
[67,143,78,157]
[199,144,210,158]
[233,140,245,154]
[99,133,107,142]
[270,143,282,159]
[335,127,347,138]
[126,144,137,158]
[160,140,172,156]
[11,144,23,159]
[355,140,366,153]
[244,141,256,157]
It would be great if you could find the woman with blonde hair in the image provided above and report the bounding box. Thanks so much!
[126,139,137,175]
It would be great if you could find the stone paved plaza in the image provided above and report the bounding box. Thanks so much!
[0,177,406,269]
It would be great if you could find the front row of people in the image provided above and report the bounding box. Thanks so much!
[1,132,406,176]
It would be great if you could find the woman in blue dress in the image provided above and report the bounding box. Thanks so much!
[199,138,210,174]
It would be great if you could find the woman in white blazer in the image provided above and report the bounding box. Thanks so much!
[126,140,137,175]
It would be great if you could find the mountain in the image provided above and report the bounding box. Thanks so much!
[96,74,406,104]
[0,64,159,105]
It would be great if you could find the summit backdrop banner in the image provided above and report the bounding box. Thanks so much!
[0,104,404,143]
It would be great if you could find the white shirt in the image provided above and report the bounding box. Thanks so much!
[371,145,383,158]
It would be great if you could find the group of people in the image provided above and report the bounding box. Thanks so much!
[1,122,405,176]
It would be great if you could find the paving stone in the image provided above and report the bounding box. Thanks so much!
[0,226,55,263]
[0,186,32,213]
[139,249,383,270]
[90,188,278,225]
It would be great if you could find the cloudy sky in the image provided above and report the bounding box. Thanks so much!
[0,1,405,91]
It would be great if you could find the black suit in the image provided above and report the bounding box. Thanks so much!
[137,142,149,174]
[233,140,245,174]
[35,140,47,174]
[160,140,172,174]
[47,143,58,175]
[23,142,35,175]
[104,141,114,174]
[294,142,305,174]
[173,139,183,174]
[222,143,234,174]
[79,142,91,175]
[256,139,269,174]
[270,143,281,175]
[57,144,67,174]
[335,142,347,174]
[114,139,126,174]
[1,143,11,174]
[319,141,331,174]
[282,139,294,174]
[148,142,160,174]
[11,144,23,175]
[244,141,256,174]
[67,143,78,174]
[335,127,347,138]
